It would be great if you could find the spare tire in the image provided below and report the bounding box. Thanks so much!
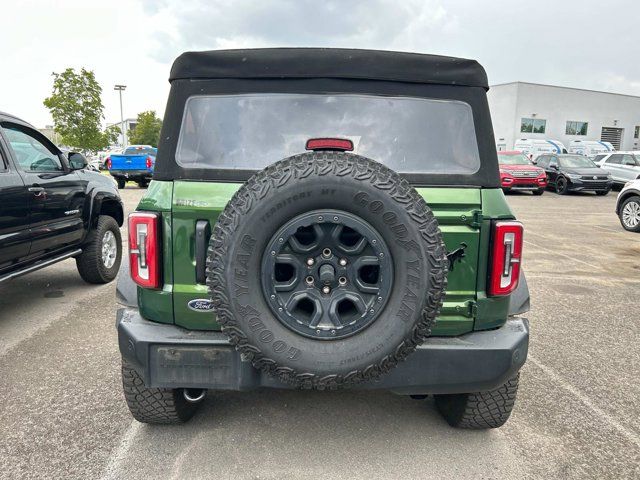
[207,152,447,389]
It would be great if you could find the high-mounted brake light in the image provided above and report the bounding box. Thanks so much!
[488,221,523,296]
[128,212,161,288]
[106,156,112,169]
[305,138,354,152]
[146,156,153,169]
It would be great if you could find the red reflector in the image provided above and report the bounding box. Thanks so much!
[106,157,111,169]
[488,221,523,296]
[128,212,161,288]
[146,156,153,169]
[305,138,354,152]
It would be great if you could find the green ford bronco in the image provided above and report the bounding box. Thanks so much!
[116,48,529,429]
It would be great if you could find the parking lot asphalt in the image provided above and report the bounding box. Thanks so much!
[1,187,639,479]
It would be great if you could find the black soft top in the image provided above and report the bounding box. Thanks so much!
[169,48,489,89]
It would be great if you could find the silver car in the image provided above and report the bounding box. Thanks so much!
[616,179,640,232]
[594,152,640,186]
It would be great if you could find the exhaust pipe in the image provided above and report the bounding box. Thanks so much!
[183,388,207,403]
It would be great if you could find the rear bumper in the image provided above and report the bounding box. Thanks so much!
[117,307,529,395]
[110,170,152,180]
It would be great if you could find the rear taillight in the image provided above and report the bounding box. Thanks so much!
[146,156,153,169]
[488,221,523,296]
[128,212,161,288]
[106,157,111,169]
[305,138,354,152]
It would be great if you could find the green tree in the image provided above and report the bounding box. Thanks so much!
[43,67,114,152]
[128,111,163,147]
[104,124,121,146]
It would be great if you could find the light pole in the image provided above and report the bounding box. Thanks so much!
[114,84,127,148]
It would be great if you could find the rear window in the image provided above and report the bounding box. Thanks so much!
[176,94,481,175]
[124,147,156,156]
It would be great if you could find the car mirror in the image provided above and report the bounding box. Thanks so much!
[550,164,558,170]
[68,152,88,170]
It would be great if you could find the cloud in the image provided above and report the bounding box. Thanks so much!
[143,0,459,62]
[4,0,640,127]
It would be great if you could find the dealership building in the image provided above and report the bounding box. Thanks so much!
[487,81,640,151]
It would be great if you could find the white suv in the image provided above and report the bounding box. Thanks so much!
[594,152,640,185]
[616,180,640,232]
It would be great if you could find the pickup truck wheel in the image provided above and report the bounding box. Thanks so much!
[116,178,126,189]
[121,359,200,424]
[137,180,149,188]
[532,188,544,196]
[208,152,448,389]
[434,374,519,429]
[76,215,122,284]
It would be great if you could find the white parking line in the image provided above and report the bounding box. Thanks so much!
[528,355,640,449]
[99,420,141,480]
[523,239,602,270]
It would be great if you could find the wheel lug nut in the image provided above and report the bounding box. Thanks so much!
[339,258,347,266]
[305,276,314,285]
[322,286,331,294]
[338,277,347,286]
[307,258,315,266]
[322,248,331,258]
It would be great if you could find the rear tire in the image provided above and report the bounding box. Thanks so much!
[532,188,544,196]
[121,359,200,424]
[76,215,122,284]
[116,178,126,189]
[137,180,149,188]
[435,374,520,429]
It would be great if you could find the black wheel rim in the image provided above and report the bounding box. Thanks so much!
[261,209,393,340]
[557,178,566,192]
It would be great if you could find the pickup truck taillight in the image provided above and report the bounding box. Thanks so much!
[146,156,153,169]
[128,212,161,288]
[488,221,523,296]
[106,157,112,169]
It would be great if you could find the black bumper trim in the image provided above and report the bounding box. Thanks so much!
[117,308,529,395]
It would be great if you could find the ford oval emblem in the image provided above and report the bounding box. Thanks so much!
[188,298,215,312]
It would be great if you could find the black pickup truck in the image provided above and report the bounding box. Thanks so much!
[0,111,124,284]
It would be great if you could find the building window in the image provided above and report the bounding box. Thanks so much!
[635,126,639,139]
[566,121,588,135]
[521,118,546,134]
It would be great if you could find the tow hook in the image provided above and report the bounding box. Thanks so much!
[183,389,207,403]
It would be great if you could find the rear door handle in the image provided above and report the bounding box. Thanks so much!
[195,220,211,284]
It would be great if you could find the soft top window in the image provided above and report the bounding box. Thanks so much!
[176,93,481,175]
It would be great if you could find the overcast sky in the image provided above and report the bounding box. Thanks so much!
[3,0,640,128]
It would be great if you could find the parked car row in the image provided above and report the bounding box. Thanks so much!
[511,139,616,160]
[499,148,639,233]
[498,151,613,195]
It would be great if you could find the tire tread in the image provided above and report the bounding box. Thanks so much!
[206,153,448,389]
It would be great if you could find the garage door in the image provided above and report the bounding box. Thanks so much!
[601,127,623,150]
